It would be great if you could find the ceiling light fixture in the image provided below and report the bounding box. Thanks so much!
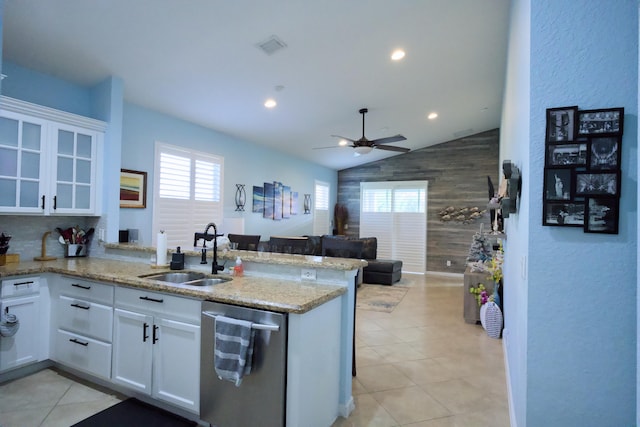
[428,112,438,120]
[338,139,348,146]
[391,49,406,61]
[354,146,373,155]
[264,98,277,108]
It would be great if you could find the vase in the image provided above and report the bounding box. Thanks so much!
[480,303,488,330]
[485,301,503,339]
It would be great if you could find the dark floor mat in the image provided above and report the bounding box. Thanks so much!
[72,398,197,427]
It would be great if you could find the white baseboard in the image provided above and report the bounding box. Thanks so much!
[425,270,464,278]
[502,329,517,427]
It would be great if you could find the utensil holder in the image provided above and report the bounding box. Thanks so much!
[65,244,88,258]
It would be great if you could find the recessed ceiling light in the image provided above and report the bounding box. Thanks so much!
[427,112,438,120]
[264,98,277,108]
[391,49,406,61]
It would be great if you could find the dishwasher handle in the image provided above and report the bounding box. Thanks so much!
[202,311,280,332]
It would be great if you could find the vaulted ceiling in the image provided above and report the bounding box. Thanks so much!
[2,0,511,170]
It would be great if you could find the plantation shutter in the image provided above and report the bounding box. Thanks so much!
[152,142,223,248]
[360,181,427,273]
[313,180,330,235]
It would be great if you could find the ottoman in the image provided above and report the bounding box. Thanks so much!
[363,259,403,285]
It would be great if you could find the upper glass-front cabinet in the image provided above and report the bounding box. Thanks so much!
[0,112,47,213]
[0,97,106,216]
[50,125,98,214]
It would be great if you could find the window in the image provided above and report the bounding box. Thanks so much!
[152,142,223,248]
[360,181,427,273]
[313,180,330,235]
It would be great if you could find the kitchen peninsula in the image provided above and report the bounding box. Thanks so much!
[0,247,364,426]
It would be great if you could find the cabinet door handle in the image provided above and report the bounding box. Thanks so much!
[53,195,57,210]
[139,296,163,303]
[41,195,45,210]
[13,281,35,286]
[70,303,90,310]
[153,324,159,344]
[69,338,88,347]
[71,283,91,290]
[143,322,149,342]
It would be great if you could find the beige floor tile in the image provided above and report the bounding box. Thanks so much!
[372,385,451,425]
[41,397,121,427]
[356,364,415,392]
[332,394,399,427]
[57,381,119,405]
[356,345,387,368]
[0,406,50,427]
[419,378,507,415]
[392,359,457,385]
[359,329,406,346]
[0,369,72,413]
[369,342,426,363]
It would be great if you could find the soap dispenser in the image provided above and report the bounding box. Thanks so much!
[170,246,185,270]
[233,256,244,277]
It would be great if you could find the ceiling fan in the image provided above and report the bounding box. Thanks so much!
[314,108,409,155]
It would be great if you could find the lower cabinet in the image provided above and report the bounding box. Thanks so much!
[112,288,200,414]
[0,294,41,372]
[55,329,112,379]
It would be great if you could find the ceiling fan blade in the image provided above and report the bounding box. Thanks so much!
[312,146,342,150]
[370,134,407,145]
[374,144,410,153]
[330,134,356,143]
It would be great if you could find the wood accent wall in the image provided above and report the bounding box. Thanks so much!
[337,129,499,274]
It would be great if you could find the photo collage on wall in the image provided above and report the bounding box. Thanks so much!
[543,106,623,234]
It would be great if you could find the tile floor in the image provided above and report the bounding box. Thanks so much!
[0,273,510,427]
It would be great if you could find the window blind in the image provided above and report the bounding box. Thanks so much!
[360,181,427,273]
[152,142,224,248]
[313,180,330,235]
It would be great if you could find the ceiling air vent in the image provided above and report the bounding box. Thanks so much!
[256,35,287,55]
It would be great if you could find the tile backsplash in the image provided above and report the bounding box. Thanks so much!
[1,216,100,260]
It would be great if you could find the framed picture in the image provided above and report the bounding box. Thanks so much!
[119,169,147,208]
[544,168,573,200]
[543,202,585,227]
[546,106,578,143]
[577,107,624,137]
[575,171,619,197]
[584,198,619,234]
[589,136,621,170]
[546,142,587,167]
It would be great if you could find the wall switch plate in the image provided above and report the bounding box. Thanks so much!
[446,260,452,267]
[301,268,316,281]
[98,228,105,241]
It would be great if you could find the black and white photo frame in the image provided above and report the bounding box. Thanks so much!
[584,198,619,234]
[578,108,624,137]
[546,106,578,143]
[543,105,623,233]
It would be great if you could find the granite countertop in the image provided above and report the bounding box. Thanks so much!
[0,258,346,314]
[105,243,368,270]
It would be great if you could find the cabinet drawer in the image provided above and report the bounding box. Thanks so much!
[1,276,40,298]
[58,276,114,304]
[55,329,112,379]
[115,287,200,324]
[57,295,113,342]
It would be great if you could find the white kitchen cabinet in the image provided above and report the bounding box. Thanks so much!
[0,96,105,215]
[0,294,40,372]
[112,288,200,413]
[52,276,114,379]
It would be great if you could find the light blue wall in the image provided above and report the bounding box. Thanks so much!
[500,0,530,425]
[1,61,93,118]
[120,103,336,245]
[503,1,638,426]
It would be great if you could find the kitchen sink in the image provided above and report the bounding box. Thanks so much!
[139,271,232,286]
[140,271,206,283]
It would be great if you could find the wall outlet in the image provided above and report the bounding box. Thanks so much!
[446,260,452,267]
[301,268,317,281]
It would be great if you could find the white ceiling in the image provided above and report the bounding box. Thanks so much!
[2,0,511,170]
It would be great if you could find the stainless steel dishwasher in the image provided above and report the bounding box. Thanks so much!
[200,300,288,427]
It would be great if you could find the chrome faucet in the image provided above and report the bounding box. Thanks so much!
[194,223,224,274]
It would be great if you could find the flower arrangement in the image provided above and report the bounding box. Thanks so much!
[469,283,493,306]
[487,242,504,284]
